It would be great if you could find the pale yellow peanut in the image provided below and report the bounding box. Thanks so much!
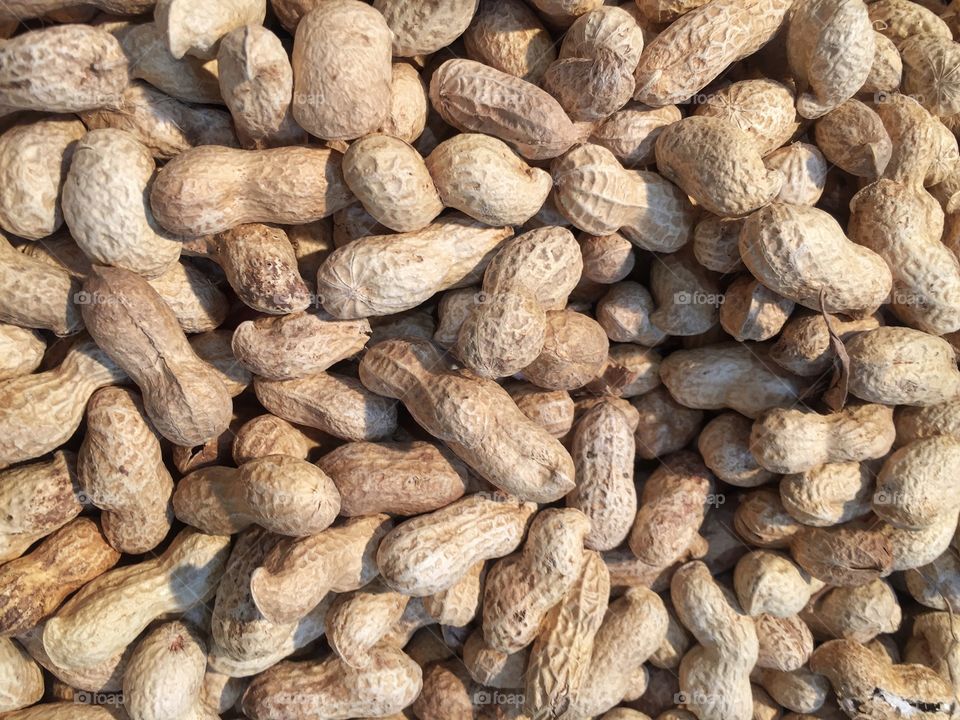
[316,213,511,319]
[463,0,556,84]
[523,309,609,391]
[863,31,903,95]
[325,583,409,669]
[379,63,428,144]
[734,550,824,618]
[754,614,814,672]
[0,324,44,381]
[0,235,82,336]
[463,629,528,689]
[360,338,576,502]
[780,462,874,528]
[42,528,230,669]
[377,492,536,597]
[752,666,831,715]
[735,488,803,549]
[765,143,827,207]
[868,0,951,47]
[544,48,636,123]
[0,638,43,713]
[15,621,129,693]
[901,34,960,118]
[694,79,800,155]
[156,0,266,60]
[375,0,478,57]
[873,436,960,530]
[801,579,901,643]
[249,514,393,624]
[190,329,253,398]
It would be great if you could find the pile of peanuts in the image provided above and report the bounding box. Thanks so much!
[1,0,960,718]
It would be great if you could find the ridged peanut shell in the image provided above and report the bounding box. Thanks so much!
[0,638,43,712]
[374,0,478,56]
[901,34,960,117]
[0,324,44,381]
[463,0,555,84]
[0,236,82,336]
[780,462,876,527]
[694,79,800,155]
[655,116,783,217]
[868,0,952,47]
[814,100,892,179]
[698,412,775,488]
[874,436,960,529]
[764,142,827,206]
[590,102,681,167]
[523,310,609,390]
[156,0,267,59]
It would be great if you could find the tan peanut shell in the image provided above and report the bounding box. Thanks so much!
[720,275,794,343]
[423,559,484,627]
[326,583,409,668]
[427,133,552,226]
[254,371,397,442]
[0,638,43,712]
[232,311,369,380]
[802,578,902,643]
[524,550,610,719]
[63,129,181,278]
[291,0,393,140]
[119,23,224,106]
[78,387,173,554]
[780,462,874,527]
[122,620,210,720]
[231,413,323,465]
[0,324,44,381]
[42,528,230,669]
[456,226,581,378]
[249,514,393,624]
[151,145,352,236]
[754,614,814,671]
[156,0,266,59]
[362,338,576,501]
[81,81,237,160]
[523,309,609,391]
[0,518,118,637]
[190,329,253,398]
[790,524,893,586]
[734,550,823,617]
[377,493,536,596]
[692,215,745,274]
[0,116,84,241]
[463,629,528,689]
[649,248,723,337]
[874,436,960,530]
[218,24,302,149]
[430,58,579,160]
[568,398,640,550]
[764,143,827,207]
[787,0,876,119]
[580,232,636,284]
[901,34,960,118]
[174,455,341,536]
[694,79,799,155]
[698,412,775,488]
[659,342,808,419]
[544,49,636,122]
[770,312,880,377]
[317,213,511,319]
[875,92,939,188]
[868,0,952,47]
[318,441,469,516]
[81,265,232,446]
[464,0,555,84]
[380,62,428,144]
[0,340,125,469]
[553,143,695,251]
[849,180,960,335]
[1,704,124,719]
[147,260,229,334]
[863,31,903,95]
[343,134,441,232]
[0,235,82,336]
[814,100,892,179]
[0,25,127,116]
[242,645,422,720]
[656,116,783,217]
[507,382,576,437]
[630,384,704,460]
[483,508,591,652]
[590,102,681,167]
[750,404,896,475]
[845,326,960,406]
[739,203,892,314]
[735,488,802,549]
[375,0,478,57]
[633,0,792,106]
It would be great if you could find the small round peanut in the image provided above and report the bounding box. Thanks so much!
[780,462,874,528]
[698,413,776,488]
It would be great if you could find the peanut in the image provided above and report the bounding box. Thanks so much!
[692,215,745,274]
[780,462,874,528]
[720,275,794,343]
[377,493,536,596]
[580,232,636,284]
[375,0,478,57]
[814,100,892,179]
[0,638,43,712]
[650,248,723,337]
[769,312,880,377]
[0,324,44,381]
[901,34,960,118]
[0,235,82,335]
[146,260,229,334]
[734,550,824,617]
[523,309,609,390]
[463,0,556,84]
[507,381,576,437]
[632,386,704,459]
[698,413,776,488]
[765,142,828,207]
[597,281,667,346]
[590,102,682,167]
[790,523,893,586]
[81,265,232,446]
[801,578,901,643]
[874,436,960,530]
[694,79,800,156]
[42,528,230,669]
[174,455,340,536]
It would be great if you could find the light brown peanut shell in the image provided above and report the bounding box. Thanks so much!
[632,386,703,459]
[0,638,43,712]
[0,236,82,336]
[845,326,960,406]
[790,524,893,587]
[343,134,442,232]
[694,79,800,155]
[156,0,267,59]
[633,0,792,106]
[580,232,636,284]
[151,145,353,236]
[698,412,776,488]
[80,81,238,160]
[317,213,511,319]
[146,260,229,334]
[463,0,556,84]
[692,215,745,274]
[868,0,952,47]
[862,31,903,95]
[523,309,609,391]
[429,58,579,160]
[0,25,127,116]
[815,100,893,179]
[764,143,827,207]
[739,203,892,314]
[426,133,552,226]
[590,102,681,167]
[78,386,174,554]
[769,312,880,377]
[377,492,536,597]
[317,441,470,516]
[0,324,44,381]
[720,275,794,342]
[780,462,875,528]
[901,34,960,117]
[0,116,85,240]
[374,0,478,56]
[787,0,876,119]
[62,128,181,279]
[874,436,960,529]
[649,248,723,337]
[655,116,783,217]
[81,265,233,447]
[232,311,369,380]
[254,372,397,442]
[543,49,636,122]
